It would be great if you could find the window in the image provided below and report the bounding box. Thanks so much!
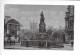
[70,20,73,28]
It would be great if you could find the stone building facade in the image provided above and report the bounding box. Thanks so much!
[65,5,74,42]
[30,20,38,34]
[4,16,20,42]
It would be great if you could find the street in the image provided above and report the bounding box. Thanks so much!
[4,43,73,50]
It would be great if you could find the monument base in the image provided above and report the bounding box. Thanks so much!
[37,33,48,40]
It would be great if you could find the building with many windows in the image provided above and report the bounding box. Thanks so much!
[65,5,74,42]
[4,16,20,42]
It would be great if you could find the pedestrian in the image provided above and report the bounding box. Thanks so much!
[47,42,50,47]
[71,41,73,47]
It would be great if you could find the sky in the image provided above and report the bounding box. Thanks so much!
[4,4,68,29]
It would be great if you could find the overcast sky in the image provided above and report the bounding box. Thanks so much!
[4,5,68,29]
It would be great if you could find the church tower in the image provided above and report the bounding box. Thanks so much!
[39,11,46,33]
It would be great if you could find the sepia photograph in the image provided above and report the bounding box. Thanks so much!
[4,5,74,50]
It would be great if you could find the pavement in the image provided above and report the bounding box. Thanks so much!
[4,43,73,50]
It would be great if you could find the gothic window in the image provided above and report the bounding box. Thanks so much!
[70,12,74,16]
[7,24,9,29]
[70,20,73,28]
[8,24,12,29]
[17,25,20,30]
[15,25,17,29]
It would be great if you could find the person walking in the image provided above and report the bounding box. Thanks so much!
[70,40,73,47]
[71,41,73,47]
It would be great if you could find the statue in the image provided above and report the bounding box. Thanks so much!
[39,11,46,33]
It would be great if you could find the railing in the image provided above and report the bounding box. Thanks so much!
[20,40,64,48]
